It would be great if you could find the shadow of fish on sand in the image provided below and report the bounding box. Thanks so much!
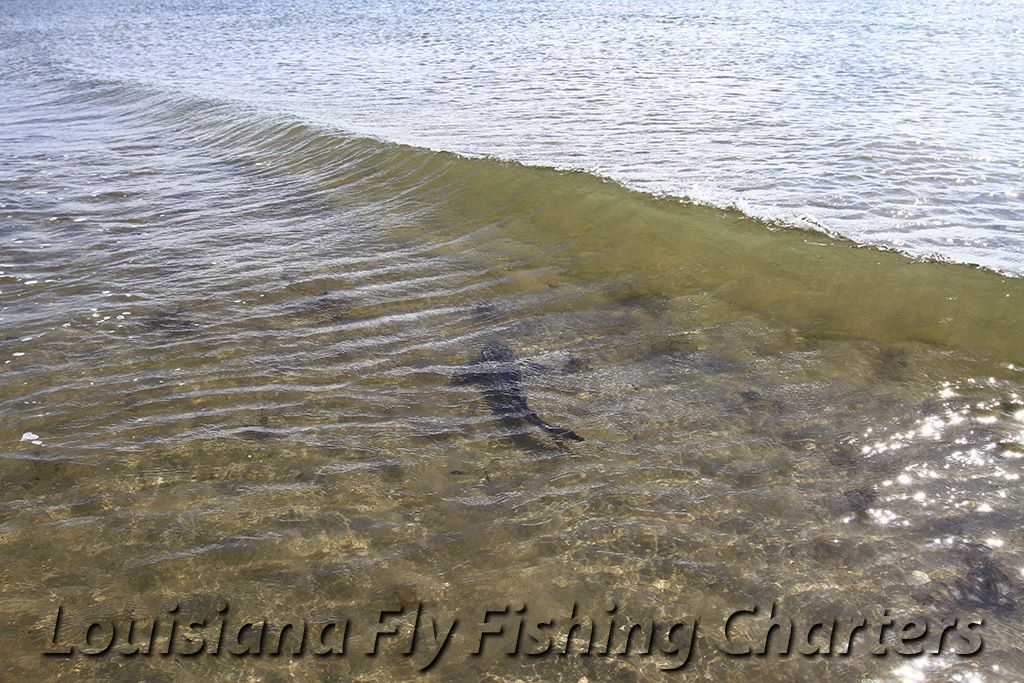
[452,341,584,444]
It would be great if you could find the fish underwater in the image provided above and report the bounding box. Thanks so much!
[454,342,584,443]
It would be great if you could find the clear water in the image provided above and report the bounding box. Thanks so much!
[6,0,1022,273]
[1,1,1023,681]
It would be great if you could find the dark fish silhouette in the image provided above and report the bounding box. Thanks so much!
[948,544,1022,612]
[454,342,584,442]
[139,304,198,333]
[914,541,1023,614]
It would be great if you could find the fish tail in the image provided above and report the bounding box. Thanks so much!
[526,413,584,442]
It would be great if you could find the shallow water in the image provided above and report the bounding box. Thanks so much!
[5,0,1022,273]
[2,1,1024,681]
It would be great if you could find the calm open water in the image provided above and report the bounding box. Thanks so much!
[1,1,1023,681]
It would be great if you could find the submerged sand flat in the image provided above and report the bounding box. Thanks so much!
[1,2,1023,681]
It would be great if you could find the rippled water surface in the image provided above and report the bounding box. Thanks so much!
[5,0,1022,272]
[1,1,1024,681]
